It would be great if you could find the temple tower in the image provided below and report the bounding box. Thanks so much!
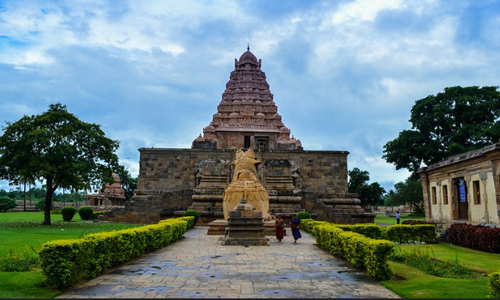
[192,48,302,151]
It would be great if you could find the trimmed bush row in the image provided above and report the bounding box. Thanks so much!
[447,223,500,253]
[38,217,194,290]
[490,272,500,298]
[385,225,437,244]
[335,224,385,240]
[301,219,436,244]
[401,220,434,225]
[176,216,196,230]
[313,224,394,280]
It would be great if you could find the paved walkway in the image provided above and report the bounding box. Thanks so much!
[60,227,398,298]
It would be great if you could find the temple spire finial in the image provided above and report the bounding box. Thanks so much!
[247,44,250,51]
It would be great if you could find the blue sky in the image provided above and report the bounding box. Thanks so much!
[1,0,500,192]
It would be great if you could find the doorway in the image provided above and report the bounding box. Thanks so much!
[453,178,468,220]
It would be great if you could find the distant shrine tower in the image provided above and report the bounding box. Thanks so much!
[192,48,302,151]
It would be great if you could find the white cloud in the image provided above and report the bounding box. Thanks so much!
[331,0,403,24]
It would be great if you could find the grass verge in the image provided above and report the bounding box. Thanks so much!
[0,211,82,222]
[382,261,489,298]
[0,271,61,298]
[400,243,500,274]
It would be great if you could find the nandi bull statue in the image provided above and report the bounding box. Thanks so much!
[222,148,269,220]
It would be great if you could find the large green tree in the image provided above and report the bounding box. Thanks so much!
[383,86,500,175]
[384,178,424,214]
[0,103,120,225]
[348,167,386,207]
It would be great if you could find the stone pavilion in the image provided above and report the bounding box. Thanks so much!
[102,48,374,224]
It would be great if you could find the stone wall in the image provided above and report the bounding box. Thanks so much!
[101,189,193,224]
[137,148,349,197]
[104,148,359,224]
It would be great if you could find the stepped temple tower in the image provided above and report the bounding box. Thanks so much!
[192,48,302,151]
[102,48,375,224]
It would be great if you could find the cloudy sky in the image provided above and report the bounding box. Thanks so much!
[1,0,500,191]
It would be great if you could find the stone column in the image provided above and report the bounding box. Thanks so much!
[419,172,432,221]
[436,181,443,221]
[480,172,489,223]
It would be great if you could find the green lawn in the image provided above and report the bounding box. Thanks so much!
[0,212,138,257]
[382,261,490,298]
[382,242,498,298]
[0,272,60,298]
[0,212,141,298]
[0,211,82,222]
[400,243,500,274]
[375,214,425,225]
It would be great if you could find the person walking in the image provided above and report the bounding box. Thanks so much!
[290,216,302,243]
[275,215,284,242]
[395,211,401,224]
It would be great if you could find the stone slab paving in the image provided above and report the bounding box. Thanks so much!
[60,227,399,298]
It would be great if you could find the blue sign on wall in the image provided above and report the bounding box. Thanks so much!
[459,180,466,203]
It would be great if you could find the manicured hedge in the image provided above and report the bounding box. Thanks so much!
[385,225,436,244]
[183,210,199,225]
[490,272,500,297]
[78,206,93,220]
[175,216,195,229]
[447,223,500,253]
[301,220,385,240]
[301,219,329,233]
[61,206,76,222]
[401,220,434,225]
[90,211,105,220]
[39,217,193,290]
[335,224,385,240]
[296,211,312,221]
[313,224,394,280]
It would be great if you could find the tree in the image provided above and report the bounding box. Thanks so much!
[384,177,424,214]
[383,86,500,176]
[348,168,386,207]
[116,166,137,201]
[0,103,120,225]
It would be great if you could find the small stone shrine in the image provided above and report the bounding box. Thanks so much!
[83,173,126,208]
[101,47,375,225]
[223,198,269,246]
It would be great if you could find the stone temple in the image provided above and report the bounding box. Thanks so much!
[102,48,374,224]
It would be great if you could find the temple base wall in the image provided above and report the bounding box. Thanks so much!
[103,148,374,224]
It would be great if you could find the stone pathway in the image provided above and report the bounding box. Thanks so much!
[60,227,399,298]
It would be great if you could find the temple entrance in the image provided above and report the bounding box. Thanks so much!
[453,178,469,220]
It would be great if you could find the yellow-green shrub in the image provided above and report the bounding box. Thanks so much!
[313,223,394,280]
[386,224,436,244]
[39,217,191,290]
[302,219,330,234]
[335,224,385,239]
[175,216,195,229]
[490,272,500,297]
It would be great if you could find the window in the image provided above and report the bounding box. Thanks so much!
[431,186,437,205]
[442,185,448,205]
[473,180,481,205]
[244,136,251,149]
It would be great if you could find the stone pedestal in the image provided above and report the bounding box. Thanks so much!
[207,219,286,236]
[222,199,269,246]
